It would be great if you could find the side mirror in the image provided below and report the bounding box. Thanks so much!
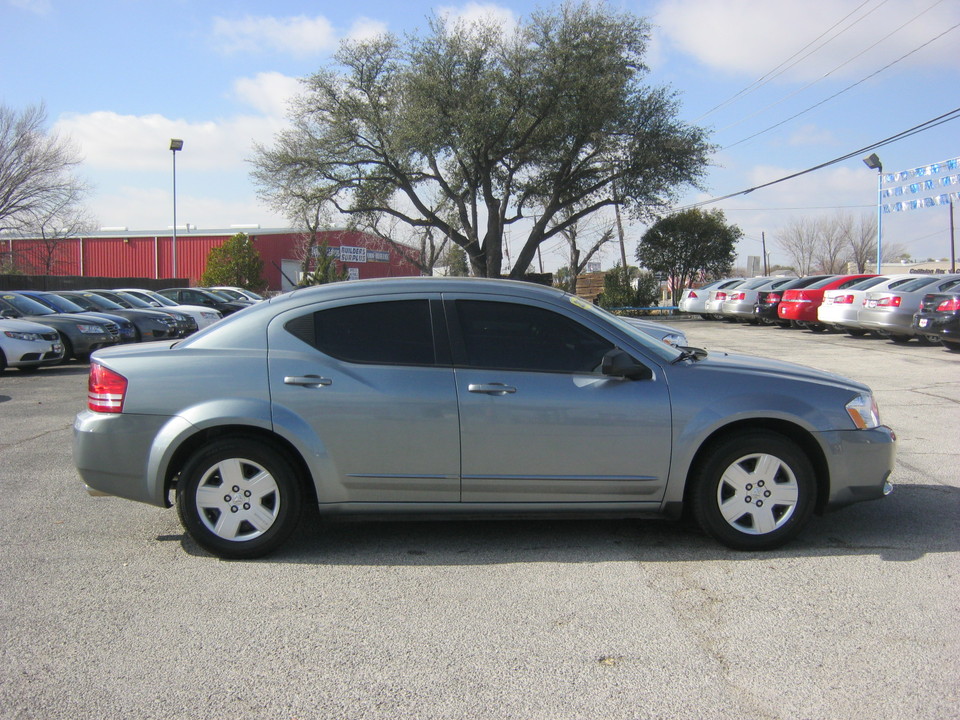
[601,349,653,381]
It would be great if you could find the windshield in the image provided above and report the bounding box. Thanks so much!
[896,276,940,292]
[75,292,123,310]
[143,291,177,307]
[37,293,86,312]
[570,297,682,363]
[849,276,893,290]
[114,291,153,308]
[2,293,54,315]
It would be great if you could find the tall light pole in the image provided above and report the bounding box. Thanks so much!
[862,153,882,273]
[170,138,183,278]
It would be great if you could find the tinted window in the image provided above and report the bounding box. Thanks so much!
[295,300,435,366]
[895,276,939,292]
[834,276,876,290]
[849,276,893,290]
[455,300,613,373]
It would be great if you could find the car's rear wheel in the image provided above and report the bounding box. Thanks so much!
[943,339,960,353]
[889,334,911,344]
[846,328,868,337]
[691,432,816,551]
[176,438,303,559]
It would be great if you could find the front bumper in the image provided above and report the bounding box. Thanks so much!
[818,425,897,511]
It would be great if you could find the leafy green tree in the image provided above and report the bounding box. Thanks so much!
[445,244,470,277]
[200,233,267,292]
[596,264,659,312]
[636,209,740,305]
[251,2,711,279]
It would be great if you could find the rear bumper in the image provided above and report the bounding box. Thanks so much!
[73,410,186,507]
[857,309,914,334]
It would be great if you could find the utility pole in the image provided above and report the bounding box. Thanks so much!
[761,231,768,274]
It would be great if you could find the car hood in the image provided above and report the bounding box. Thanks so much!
[20,312,108,327]
[691,350,870,393]
[0,318,58,333]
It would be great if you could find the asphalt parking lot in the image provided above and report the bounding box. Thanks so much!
[1,319,957,720]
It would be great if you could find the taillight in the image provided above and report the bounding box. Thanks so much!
[834,294,854,304]
[730,292,746,301]
[877,296,902,307]
[715,292,727,301]
[767,293,781,303]
[688,290,699,299]
[88,363,127,413]
[937,298,960,312]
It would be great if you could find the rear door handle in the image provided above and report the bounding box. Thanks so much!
[284,375,332,387]
[468,383,517,395]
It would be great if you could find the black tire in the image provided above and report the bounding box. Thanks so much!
[58,333,74,363]
[0,348,6,372]
[808,323,826,333]
[846,328,868,337]
[916,334,939,346]
[943,340,960,353]
[889,334,911,344]
[176,438,304,559]
[691,432,817,551]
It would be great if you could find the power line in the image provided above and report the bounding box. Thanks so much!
[671,106,960,213]
[695,0,881,121]
[723,19,960,149]
[717,0,948,136]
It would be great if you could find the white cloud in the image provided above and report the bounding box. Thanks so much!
[212,14,337,57]
[347,17,390,43]
[436,2,517,34]
[6,0,51,15]
[54,109,286,172]
[785,124,838,147]
[654,0,960,82]
[232,72,302,118]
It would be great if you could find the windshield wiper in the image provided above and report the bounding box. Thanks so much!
[671,345,708,363]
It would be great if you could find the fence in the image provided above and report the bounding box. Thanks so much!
[0,275,186,292]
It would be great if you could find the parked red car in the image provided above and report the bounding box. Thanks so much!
[777,274,877,330]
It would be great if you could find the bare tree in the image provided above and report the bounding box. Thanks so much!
[776,217,821,275]
[15,184,96,274]
[0,103,88,233]
[814,216,849,274]
[555,213,617,292]
[846,213,877,272]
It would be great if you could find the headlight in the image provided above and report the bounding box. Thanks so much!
[201,312,220,320]
[76,324,107,335]
[661,333,687,347]
[4,330,44,341]
[846,392,880,429]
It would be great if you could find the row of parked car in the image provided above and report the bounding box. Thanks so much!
[679,272,960,352]
[0,286,265,372]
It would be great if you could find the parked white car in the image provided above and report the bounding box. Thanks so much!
[0,318,64,371]
[119,288,223,330]
[678,278,744,318]
[818,275,918,335]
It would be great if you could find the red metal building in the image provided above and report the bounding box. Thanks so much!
[2,227,422,291]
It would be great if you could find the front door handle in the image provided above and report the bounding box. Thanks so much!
[468,383,517,396]
[284,375,332,387]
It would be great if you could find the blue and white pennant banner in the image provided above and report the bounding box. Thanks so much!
[880,157,960,214]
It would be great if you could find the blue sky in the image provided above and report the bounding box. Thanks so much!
[2,0,958,271]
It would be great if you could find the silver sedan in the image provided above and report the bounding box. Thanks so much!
[74,277,896,559]
[856,274,960,342]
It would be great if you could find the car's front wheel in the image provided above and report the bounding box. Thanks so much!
[691,432,816,550]
[176,438,303,559]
